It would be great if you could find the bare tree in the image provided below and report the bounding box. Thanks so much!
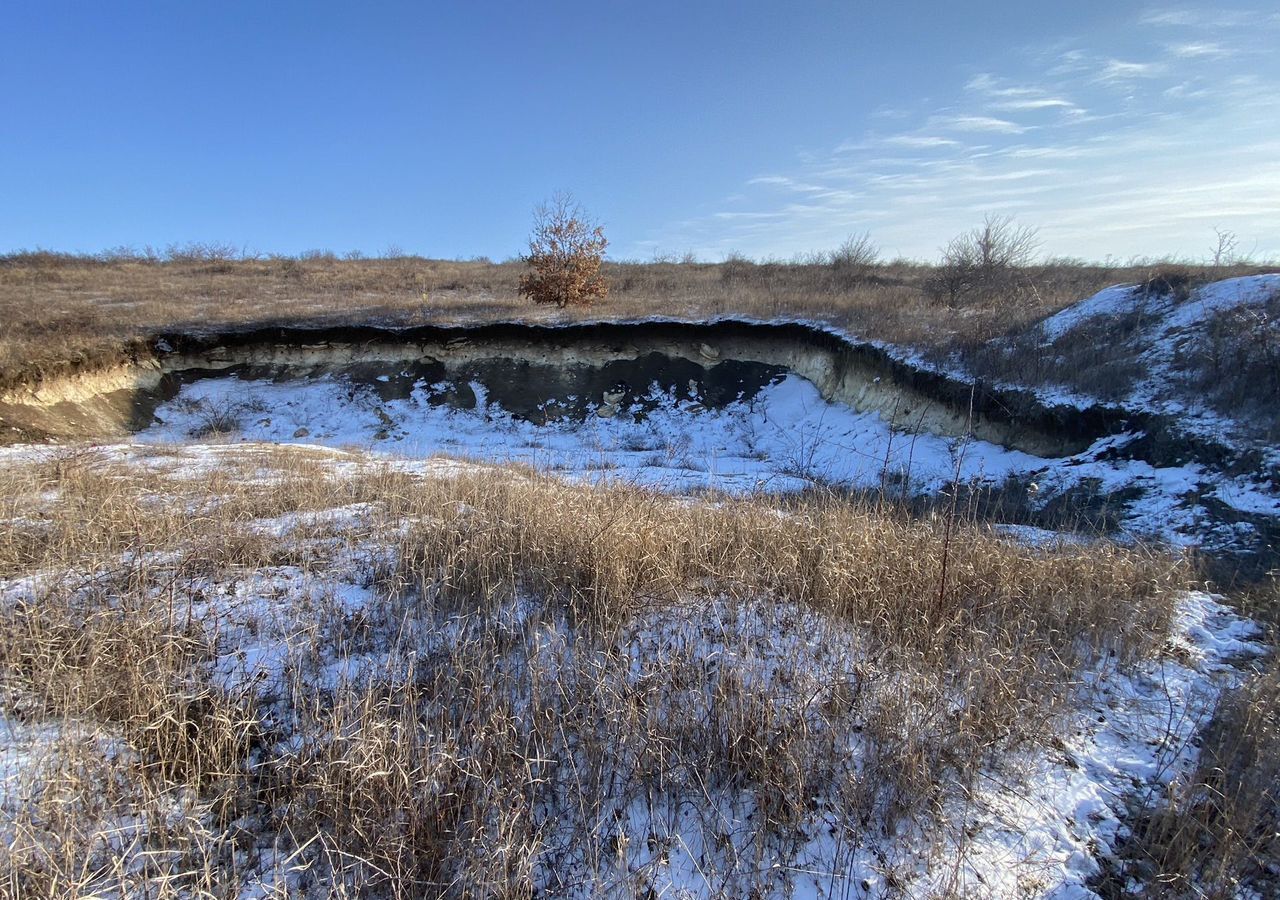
[1210,227,1239,267]
[829,232,880,284]
[926,215,1040,307]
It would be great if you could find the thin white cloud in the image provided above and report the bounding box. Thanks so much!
[1046,49,1091,76]
[1168,41,1233,58]
[966,73,1079,108]
[967,168,1059,182]
[931,115,1028,134]
[991,97,1077,111]
[1098,59,1166,81]
[882,135,961,148]
[1141,9,1201,26]
[1004,146,1088,160]
[711,211,785,221]
[1141,8,1252,28]
[1164,81,1209,99]
[966,75,1034,97]
[747,175,829,193]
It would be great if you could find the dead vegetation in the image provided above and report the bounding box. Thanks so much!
[2,242,1279,895]
[1097,658,1280,899]
[518,193,609,308]
[1177,288,1280,434]
[2,247,1273,396]
[0,446,1193,897]
[924,214,1042,308]
[956,262,1280,433]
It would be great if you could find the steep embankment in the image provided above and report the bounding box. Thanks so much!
[0,318,1144,455]
[2,293,1277,570]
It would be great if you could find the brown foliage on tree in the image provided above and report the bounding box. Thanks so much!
[519,193,609,307]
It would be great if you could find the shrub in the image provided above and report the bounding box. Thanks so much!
[1209,227,1242,267]
[163,242,242,264]
[720,250,759,286]
[1139,266,1196,302]
[926,214,1040,307]
[829,232,880,283]
[188,398,244,438]
[518,193,608,307]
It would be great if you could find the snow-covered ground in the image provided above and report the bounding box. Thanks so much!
[1035,274,1280,453]
[142,373,1041,496]
[0,438,1264,897]
[3,274,1278,896]
[1039,274,1280,345]
[131,341,1279,555]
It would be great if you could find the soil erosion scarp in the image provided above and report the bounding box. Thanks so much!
[0,319,1134,456]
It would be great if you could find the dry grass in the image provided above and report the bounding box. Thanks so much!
[0,446,1191,897]
[1176,288,1280,435]
[3,249,1273,395]
[1098,657,1280,899]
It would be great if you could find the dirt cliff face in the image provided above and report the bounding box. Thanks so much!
[0,318,1130,456]
[4,317,1277,581]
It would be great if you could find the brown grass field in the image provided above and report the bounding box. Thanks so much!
[1,249,1278,897]
[2,248,1273,394]
[0,447,1199,896]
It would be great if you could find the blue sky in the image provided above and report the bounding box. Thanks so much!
[3,2,1277,262]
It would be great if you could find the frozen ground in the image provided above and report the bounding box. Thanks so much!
[0,440,1266,898]
[1035,274,1280,453]
[136,353,1279,555]
[3,274,1278,896]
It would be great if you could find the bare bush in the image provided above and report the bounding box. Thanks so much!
[1210,227,1242,267]
[187,398,245,438]
[518,193,608,307]
[1138,265,1196,302]
[926,214,1041,307]
[829,232,880,284]
[163,242,243,264]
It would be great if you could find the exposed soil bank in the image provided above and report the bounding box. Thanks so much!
[3,318,1277,584]
[1,319,1142,458]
